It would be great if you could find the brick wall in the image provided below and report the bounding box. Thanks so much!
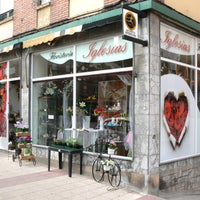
[159,156,200,191]
[13,0,138,37]
[50,0,69,24]
[13,0,37,36]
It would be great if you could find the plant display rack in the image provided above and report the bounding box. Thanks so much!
[15,132,36,167]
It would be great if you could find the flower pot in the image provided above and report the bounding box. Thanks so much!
[107,148,115,155]
[18,143,26,148]
[24,148,32,156]
[26,143,32,148]
[103,165,111,171]
[24,153,31,156]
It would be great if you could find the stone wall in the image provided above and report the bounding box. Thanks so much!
[159,156,200,192]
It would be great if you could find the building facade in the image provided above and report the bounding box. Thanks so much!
[0,0,200,194]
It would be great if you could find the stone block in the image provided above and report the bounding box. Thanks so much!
[130,172,145,188]
[148,174,159,189]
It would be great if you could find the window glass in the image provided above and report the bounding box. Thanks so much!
[0,0,13,14]
[33,47,74,78]
[160,23,195,65]
[161,61,195,92]
[72,72,132,157]
[160,23,200,162]
[160,60,196,162]
[0,62,7,80]
[32,79,72,145]
[0,82,7,137]
[32,36,133,158]
[198,40,200,68]
[39,0,50,5]
[9,59,20,78]
[76,36,133,72]
[9,80,20,132]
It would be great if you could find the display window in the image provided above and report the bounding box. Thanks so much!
[198,40,200,68]
[0,59,20,140]
[31,35,134,157]
[160,23,200,162]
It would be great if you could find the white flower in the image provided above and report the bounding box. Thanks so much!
[79,101,86,108]
[101,159,114,166]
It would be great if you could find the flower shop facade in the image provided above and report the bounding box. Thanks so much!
[0,0,200,194]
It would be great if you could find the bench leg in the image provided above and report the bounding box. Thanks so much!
[80,152,83,175]
[48,148,51,171]
[59,151,62,169]
[68,153,72,177]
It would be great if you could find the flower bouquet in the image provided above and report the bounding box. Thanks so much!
[101,159,114,171]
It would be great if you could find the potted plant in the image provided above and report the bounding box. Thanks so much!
[14,121,29,133]
[54,139,63,145]
[101,159,114,171]
[107,141,117,155]
[24,148,32,156]
[66,137,82,149]
[17,136,32,148]
[8,141,15,150]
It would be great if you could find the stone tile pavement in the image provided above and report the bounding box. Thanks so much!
[0,150,161,200]
[0,150,199,200]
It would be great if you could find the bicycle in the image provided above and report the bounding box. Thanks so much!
[92,152,121,187]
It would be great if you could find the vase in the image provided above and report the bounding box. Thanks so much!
[107,148,115,155]
[58,115,63,128]
[83,116,90,129]
[99,117,104,130]
[72,115,82,129]
[103,165,111,171]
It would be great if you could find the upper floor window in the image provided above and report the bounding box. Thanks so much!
[0,0,13,14]
[38,0,50,5]
[0,0,13,21]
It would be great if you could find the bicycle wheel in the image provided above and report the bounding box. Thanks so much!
[92,157,104,182]
[108,162,121,187]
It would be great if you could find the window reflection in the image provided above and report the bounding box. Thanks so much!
[198,41,200,68]
[74,72,132,156]
[161,61,195,90]
[76,59,132,72]
[32,36,133,157]
[32,72,133,157]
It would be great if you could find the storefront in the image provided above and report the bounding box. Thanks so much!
[0,1,200,194]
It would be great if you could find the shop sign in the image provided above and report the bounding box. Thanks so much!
[77,36,133,63]
[40,46,74,64]
[123,8,138,39]
[160,23,195,55]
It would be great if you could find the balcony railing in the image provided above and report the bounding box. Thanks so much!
[0,9,14,21]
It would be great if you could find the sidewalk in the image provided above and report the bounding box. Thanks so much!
[0,151,163,200]
[1,150,199,200]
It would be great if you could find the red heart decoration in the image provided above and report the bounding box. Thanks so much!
[164,92,188,145]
